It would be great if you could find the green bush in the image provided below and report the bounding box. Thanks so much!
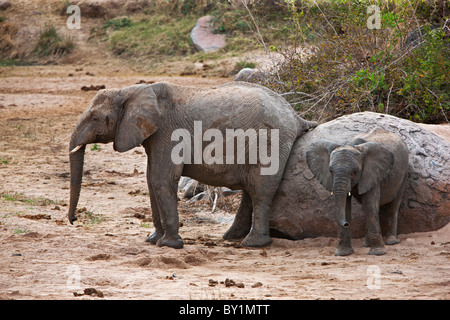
[104,17,133,31]
[108,15,195,56]
[397,28,449,122]
[233,60,257,73]
[245,0,449,123]
[33,25,74,56]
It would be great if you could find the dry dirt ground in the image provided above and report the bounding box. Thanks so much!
[0,65,449,300]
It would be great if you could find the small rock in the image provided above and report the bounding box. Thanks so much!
[81,85,105,91]
[0,1,11,10]
[260,248,267,257]
[84,288,104,297]
[73,288,104,298]
[224,278,235,287]
[208,279,218,287]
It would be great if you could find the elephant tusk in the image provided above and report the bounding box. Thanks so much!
[330,191,334,195]
[70,145,83,154]
[348,191,351,196]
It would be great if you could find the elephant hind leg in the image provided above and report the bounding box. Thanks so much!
[241,198,272,247]
[363,188,386,255]
[240,178,279,247]
[384,180,406,245]
[223,190,252,241]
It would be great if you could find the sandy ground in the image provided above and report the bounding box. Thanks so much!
[0,65,449,300]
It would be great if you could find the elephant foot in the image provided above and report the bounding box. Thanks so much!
[369,246,386,255]
[362,237,370,247]
[223,226,248,241]
[335,246,354,256]
[156,234,184,249]
[145,230,164,244]
[385,235,400,245]
[241,232,272,247]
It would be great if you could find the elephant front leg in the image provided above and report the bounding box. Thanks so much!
[147,166,183,249]
[153,181,183,249]
[144,186,164,245]
[363,188,386,255]
[144,157,164,245]
[384,180,406,246]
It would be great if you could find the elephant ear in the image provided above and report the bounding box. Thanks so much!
[355,142,394,195]
[306,141,339,191]
[114,85,162,153]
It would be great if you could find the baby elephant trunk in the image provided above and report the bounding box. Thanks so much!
[334,191,350,228]
[333,176,352,228]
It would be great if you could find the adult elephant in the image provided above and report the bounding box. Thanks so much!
[68,82,317,249]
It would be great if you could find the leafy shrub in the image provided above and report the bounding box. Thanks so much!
[233,60,257,73]
[33,25,74,56]
[240,0,449,123]
[397,28,449,122]
[108,15,194,56]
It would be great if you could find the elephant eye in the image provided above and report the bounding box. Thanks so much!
[92,115,99,121]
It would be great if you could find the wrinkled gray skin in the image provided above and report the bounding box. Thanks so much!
[69,82,317,249]
[306,128,409,256]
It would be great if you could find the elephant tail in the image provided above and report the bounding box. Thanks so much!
[297,117,318,137]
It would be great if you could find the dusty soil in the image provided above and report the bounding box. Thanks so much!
[0,65,449,300]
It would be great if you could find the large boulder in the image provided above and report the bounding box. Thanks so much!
[190,15,226,53]
[269,112,450,239]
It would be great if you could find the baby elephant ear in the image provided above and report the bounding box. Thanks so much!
[354,142,394,195]
[306,141,339,191]
[114,85,161,153]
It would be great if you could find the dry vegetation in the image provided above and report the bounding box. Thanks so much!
[2,1,448,122]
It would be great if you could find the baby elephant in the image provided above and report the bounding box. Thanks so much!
[306,128,409,256]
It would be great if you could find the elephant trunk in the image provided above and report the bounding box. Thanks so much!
[334,192,349,228]
[332,174,351,228]
[68,123,87,224]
